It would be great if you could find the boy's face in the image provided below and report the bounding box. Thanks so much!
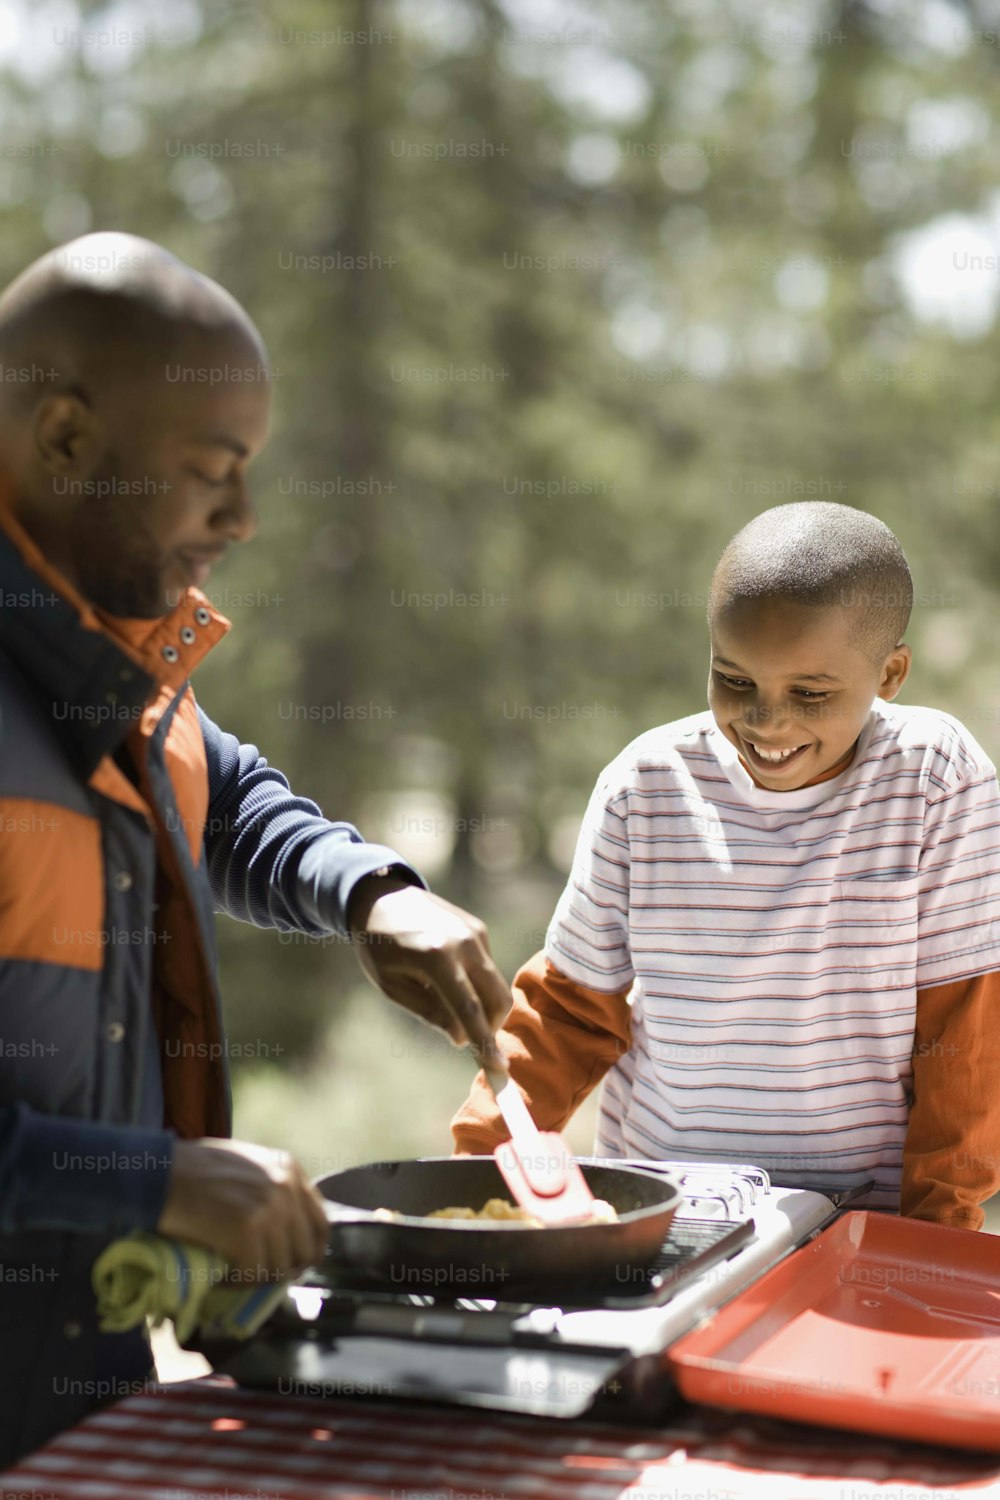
[708,596,911,790]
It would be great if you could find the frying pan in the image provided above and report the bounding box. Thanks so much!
[316,1156,683,1300]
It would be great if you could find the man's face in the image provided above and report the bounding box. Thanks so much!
[707,596,910,790]
[62,329,271,617]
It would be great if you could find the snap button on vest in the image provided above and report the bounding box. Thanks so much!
[106,1021,125,1043]
[180,626,196,645]
[63,1321,82,1339]
[113,871,132,891]
[194,607,210,625]
[161,644,179,663]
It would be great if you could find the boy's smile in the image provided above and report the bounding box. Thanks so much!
[707,596,911,791]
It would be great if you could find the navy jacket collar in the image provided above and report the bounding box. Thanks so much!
[0,524,156,777]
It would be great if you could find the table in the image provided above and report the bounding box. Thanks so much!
[3,1375,1000,1500]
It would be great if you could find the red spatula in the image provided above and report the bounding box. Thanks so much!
[485,1067,597,1226]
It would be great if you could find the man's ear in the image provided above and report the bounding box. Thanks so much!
[33,391,98,475]
[878,642,912,702]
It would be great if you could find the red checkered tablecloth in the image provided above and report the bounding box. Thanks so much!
[3,1375,1000,1500]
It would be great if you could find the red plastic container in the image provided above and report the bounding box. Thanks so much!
[668,1210,1000,1451]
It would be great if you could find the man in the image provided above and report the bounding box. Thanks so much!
[0,232,509,1464]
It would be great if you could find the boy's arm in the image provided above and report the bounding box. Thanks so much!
[454,764,635,1153]
[451,951,632,1153]
[902,970,1000,1231]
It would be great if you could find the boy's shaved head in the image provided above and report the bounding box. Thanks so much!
[710,502,912,663]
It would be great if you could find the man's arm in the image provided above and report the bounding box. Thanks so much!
[902,971,1000,1231]
[197,703,424,936]
[0,1106,333,1277]
[0,1103,173,1236]
[452,950,632,1152]
[196,703,511,1069]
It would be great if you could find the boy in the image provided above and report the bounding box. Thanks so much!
[453,502,1000,1227]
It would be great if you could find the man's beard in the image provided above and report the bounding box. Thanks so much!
[67,452,167,618]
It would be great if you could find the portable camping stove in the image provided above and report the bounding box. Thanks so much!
[196,1160,863,1423]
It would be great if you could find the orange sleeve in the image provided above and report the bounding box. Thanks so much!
[451,950,633,1154]
[901,971,1000,1231]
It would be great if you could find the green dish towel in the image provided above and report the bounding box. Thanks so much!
[92,1232,291,1344]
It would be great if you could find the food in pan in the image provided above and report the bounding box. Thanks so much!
[429,1198,543,1222]
[373,1196,619,1227]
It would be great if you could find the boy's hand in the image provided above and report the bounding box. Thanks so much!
[347,877,511,1075]
[157,1138,330,1282]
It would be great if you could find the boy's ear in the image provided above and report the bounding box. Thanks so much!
[878,643,912,701]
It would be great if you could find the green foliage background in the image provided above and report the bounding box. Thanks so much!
[3,0,999,1169]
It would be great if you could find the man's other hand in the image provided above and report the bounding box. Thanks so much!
[156,1138,330,1282]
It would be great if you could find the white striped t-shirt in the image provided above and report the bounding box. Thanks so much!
[545,701,1000,1209]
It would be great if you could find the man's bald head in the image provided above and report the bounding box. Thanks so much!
[0,231,266,416]
[0,232,270,617]
[709,502,912,664]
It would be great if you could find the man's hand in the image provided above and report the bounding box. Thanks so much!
[156,1138,330,1282]
[347,877,511,1079]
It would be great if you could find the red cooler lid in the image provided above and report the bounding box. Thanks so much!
[668,1210,1000,1452]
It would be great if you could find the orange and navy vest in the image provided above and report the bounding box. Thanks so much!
[0,480,231,1141]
